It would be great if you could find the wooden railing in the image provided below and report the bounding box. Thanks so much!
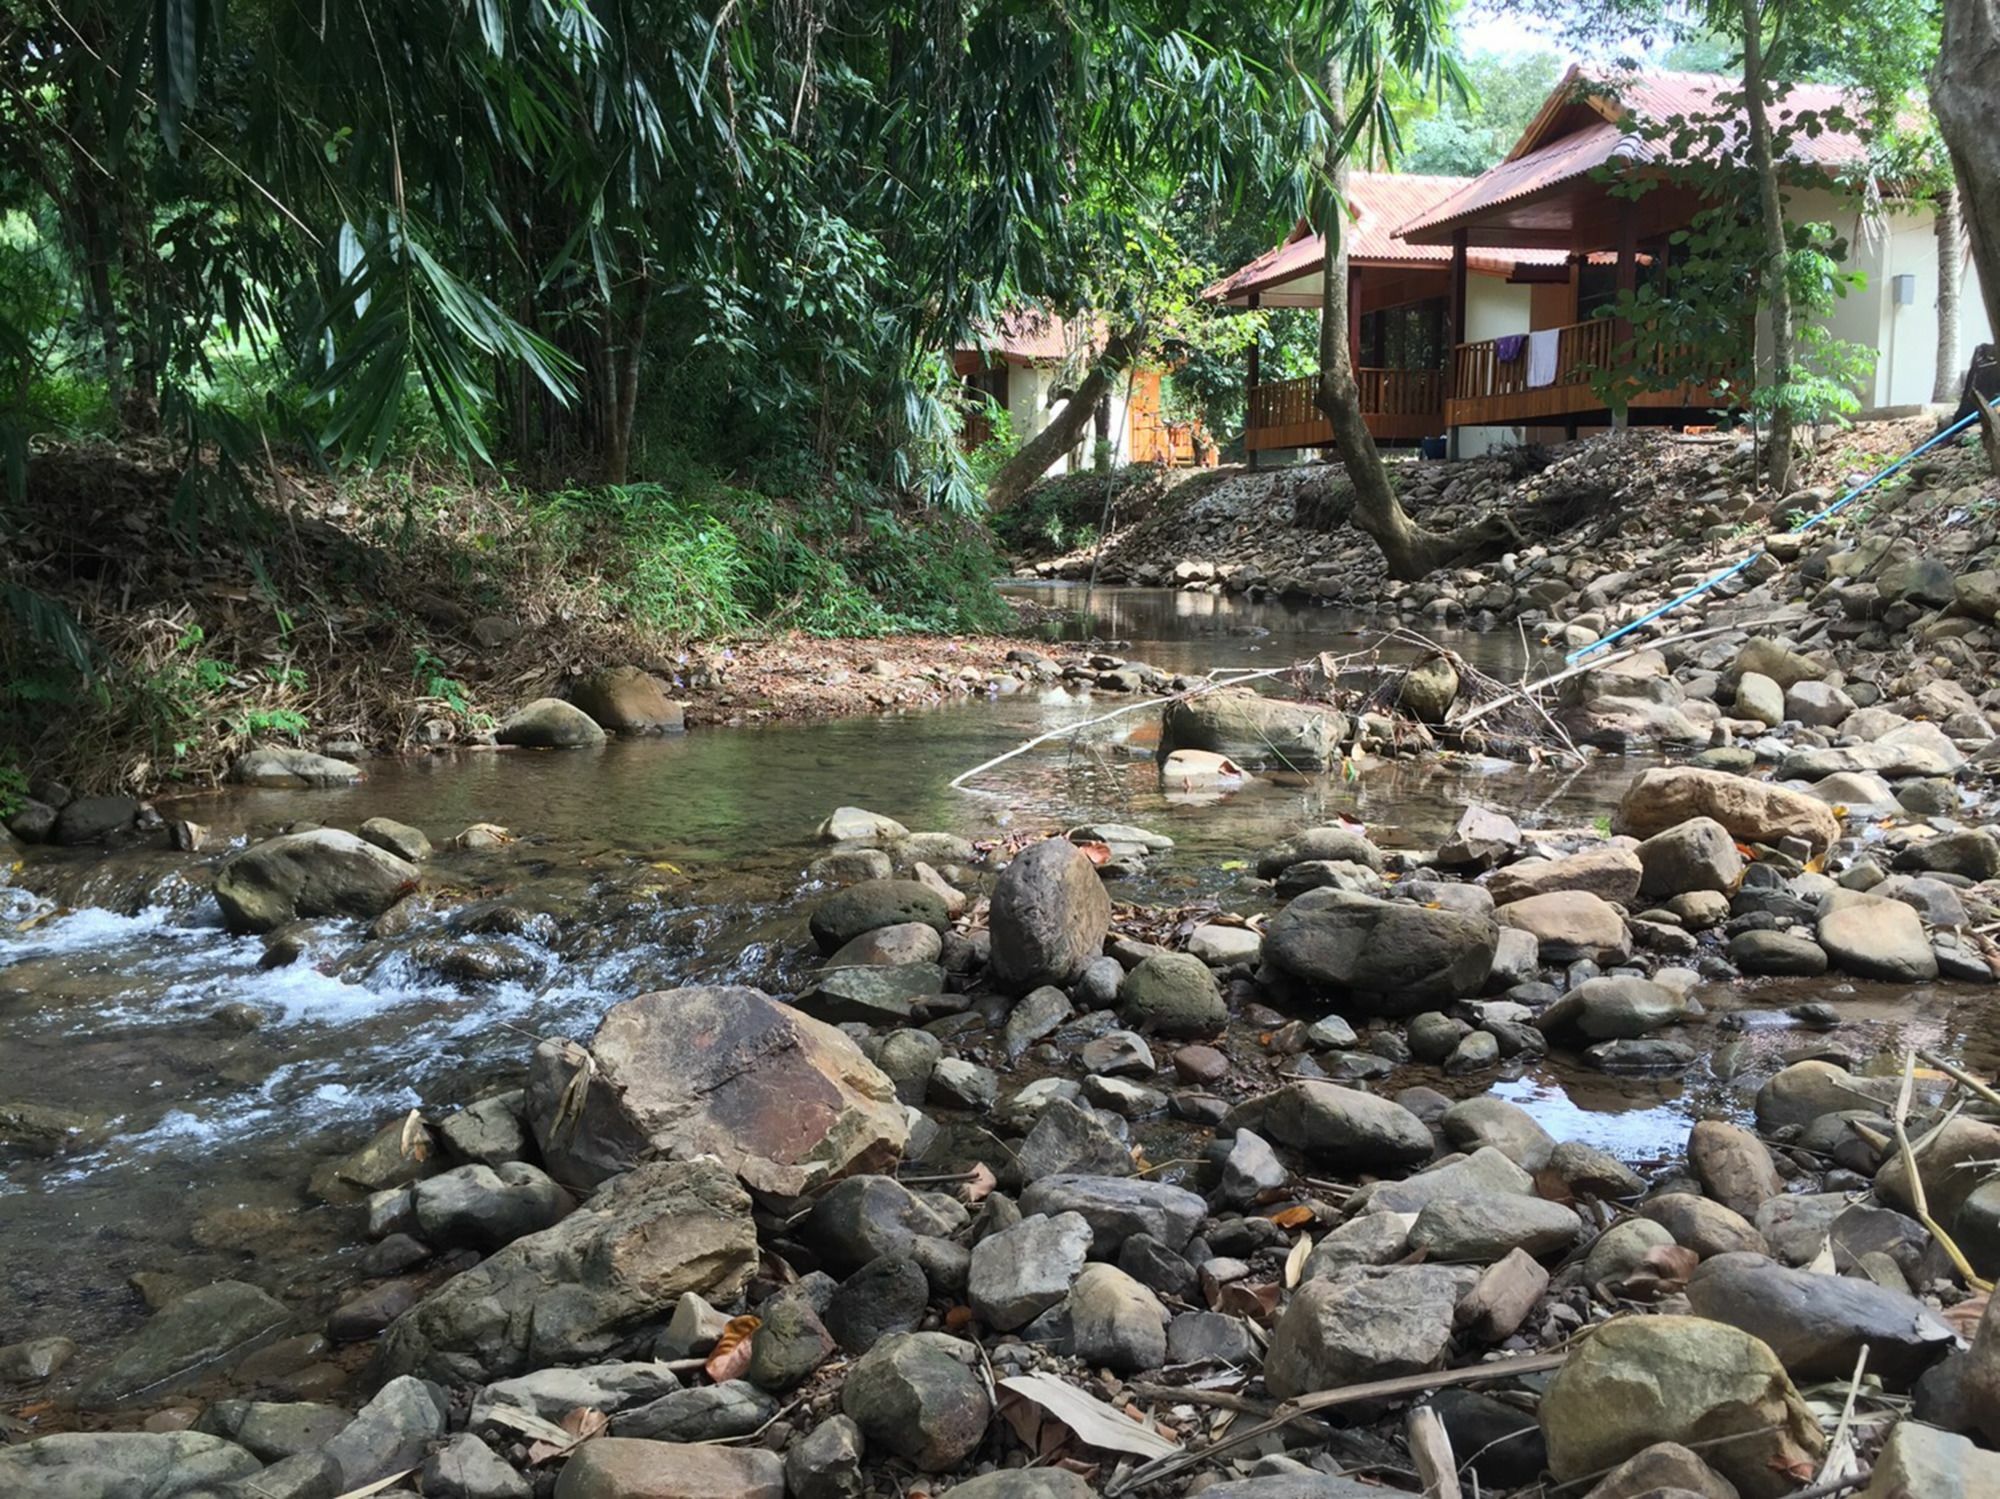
[1450,319,1617,407]
[1131,414,1214,468]
[1245,370,1445,449]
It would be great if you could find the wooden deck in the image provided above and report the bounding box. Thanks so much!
[1446,318,1716,428]
[1244,369,1444,451]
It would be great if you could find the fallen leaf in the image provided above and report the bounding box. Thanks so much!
[1943,1291,1991,1338]
[560,1408,608,1440]
[1211,1281,1281,1322]
[1283,1233,1312,1289]
[1075,841,1113,866]
[944,1304,975,1331]
[705,1315,760,1382]
[398,1109,431,1163]
[959,1162,997,1205]
[1266,1205,1315,1229]
[996,1373,1180,1458]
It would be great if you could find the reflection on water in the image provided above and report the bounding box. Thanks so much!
[2,585,1994,1374]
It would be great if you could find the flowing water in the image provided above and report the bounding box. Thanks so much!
[1,584,1991,1390]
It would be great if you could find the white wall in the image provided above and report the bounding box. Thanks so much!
[1457,277,1535,454]
[1012,363,1138,479]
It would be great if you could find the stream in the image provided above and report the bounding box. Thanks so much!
[2,583,1992,1392]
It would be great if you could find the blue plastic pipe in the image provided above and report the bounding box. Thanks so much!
[1565,409,1983,664]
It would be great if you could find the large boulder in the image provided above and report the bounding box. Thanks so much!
[1159,689,1346,770]
[1816,894,1939,982]
[0,1432,261,1497]
[1264,1266,1472,1397]
[1117,953,1226,1036]
[77,1281,290,1410]
[989,838,1111,993]
[1684,1253,1955,1390]
[1616,767,1839,854]
[1636,817,1744,897]
[809,881,949,954]
[526,987,906,1196]
[230,747,363,788]
[1235,1081,1433,1172]
[495,698,608,748]
[1260,890,1497,1013]
[1538,1315,1823,1499]
[840,1334,991,1471]
[373,1159,756,1384]
[570,666,685,733]
[1487,846,1642,907]
[213,829,419,934]
[1493,891,1630,965]
[1538,976,1688,1041]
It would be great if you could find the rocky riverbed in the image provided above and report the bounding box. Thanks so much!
[5,751,2000,1497]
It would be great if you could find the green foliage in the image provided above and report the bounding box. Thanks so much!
[0,759,25,819]
[1402,49,1567,174]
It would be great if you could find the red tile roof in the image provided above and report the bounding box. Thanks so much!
[956,309,1100,363]
[1203,173,1566,305]
[1400,67,1870,243]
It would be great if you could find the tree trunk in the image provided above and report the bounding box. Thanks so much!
[1934,0,2000,348]
[1741,0,1797,493]
[986,326,1141,511]
[1934,180,1964,403]
[604,267,650,486]
[1309,69,1515,580]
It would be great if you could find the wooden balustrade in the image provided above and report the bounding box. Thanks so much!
[1446,318,1715,428]
[1245,370,1445,450]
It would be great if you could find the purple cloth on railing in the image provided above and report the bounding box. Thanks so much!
[1494,334,1527,363]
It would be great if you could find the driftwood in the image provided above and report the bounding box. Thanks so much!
[1106,1351,1568,1495]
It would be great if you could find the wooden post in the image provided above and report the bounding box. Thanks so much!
[1246,292,1262,471]
[1447,229,1468,457]
[1612,199,1638,430]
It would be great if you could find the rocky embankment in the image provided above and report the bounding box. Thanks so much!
[6,764,2000,1498]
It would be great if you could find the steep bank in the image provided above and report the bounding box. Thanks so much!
[0,444,1022,800]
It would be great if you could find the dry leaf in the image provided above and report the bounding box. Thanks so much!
[959,1162,997,1205]
[1075,841,1113,866]
[704,1315,761,1382]
[1211,1281,1281,1323]
[1283,1233,1312,1289]
[1615,1243,1699,1300]
[1944,1291,1991,1338]
[398,1109,431,1163]
[995,1373,1180,1458]
[944,1304,975,1331]
[561,1408,608,1440]
[1267,1205,1315,1229]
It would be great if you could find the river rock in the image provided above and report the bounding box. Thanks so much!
[77,1280,290,1409]
[1687,1120,1783,1220]
[817,808,909,844]
[1617,766,1839,853]
[196,1400,350,1463]
[0,1335,75,1382]
[1730,928,1829,975]
[1437,805,1522,869]
[1407,1193,1582,1262]
[840,1334,991,1471]
[552,1439,782,1499]
[421,1432,530,1499]
[1816,893,1939,981]
[809,880,949,953]
[1901,827,2000,880]
[1539,975,1687,1040]
[1439,1096,1554,1167]
[1735,637,1827,688]
[212,1374,447,1499]
[613,1382,777,1442]
[470,1363,685,1430]
[1017,1175,1205,1255]
[1637,1193,1768,1258]
[1494,891,1630,964]
[1583,1218,1676,1286]
[804,1176,961,1274]
[1264,1265,1471,1398]
[231,747,363,788]
[1118,951,1226,1035]
[1539,1314,1823,1498]
[213,829,420,933]
[1734,669,1785,726]
[357,816,431,862]
[571,665,685,732]
[1685,1252,1955,1389]
[1239,1081,1433,1171]
[1755,1059,1901,1131]
[1636,817,1743,896]
[1257,826,1385,876]
[786,1414,865,1499]
[1488,846,1642,906]
[1067,1263,1168,1372]
[496,697,607,748]
[1160,690,1346,770]
[1352,1147,1533,1216]
[1875,1115,2000,1226]
[53,793,139,844]
[989,838,1111,992]
[1579,1442,1741,1499]
[412,1161,572,1251]
[969,1213,1092,1331]
[1260,889,1497,1011]
[1859,1419,2000,1499]
[373,1159,756,1384]
[796,963,941,1026]
[824,1255,929,1353]
[525,986,906,1195]
[0,1432,262,1496]
[942,1474,1095,1499]
[746,1295,835,1390]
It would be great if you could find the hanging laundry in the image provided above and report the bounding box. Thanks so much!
[1494,333,1527,363]
[1525,328,1561,388]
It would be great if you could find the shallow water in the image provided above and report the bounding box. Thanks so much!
[0,583,1991,1389]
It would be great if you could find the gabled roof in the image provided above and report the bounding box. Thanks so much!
[1399,66,1872,244]
[1203,173,1565,306]
[955,309,1099,364]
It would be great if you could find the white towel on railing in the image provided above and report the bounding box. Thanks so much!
[1525,328,1560,389]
